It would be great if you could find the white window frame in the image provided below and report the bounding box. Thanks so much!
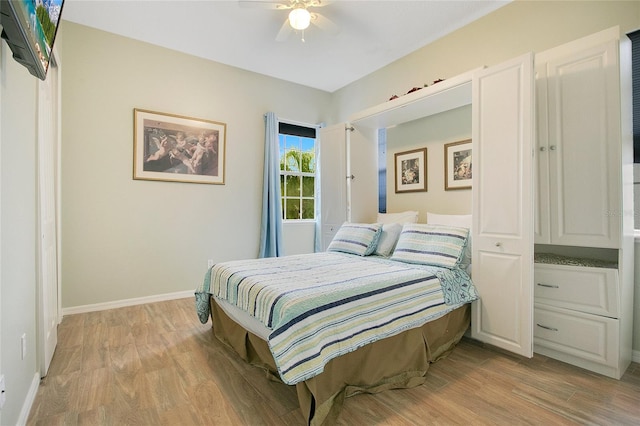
[279,121,318,222]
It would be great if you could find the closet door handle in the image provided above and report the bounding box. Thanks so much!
[495,242,502,247]
[537,323,559,332]
[537,283,559,289]
[549,145,557,151]
[539,147,547,152]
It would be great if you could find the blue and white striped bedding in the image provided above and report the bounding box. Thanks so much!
[195,251,477,385]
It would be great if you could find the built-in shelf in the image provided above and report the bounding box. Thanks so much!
[349,68,481,129]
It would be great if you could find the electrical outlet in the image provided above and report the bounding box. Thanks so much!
[21,334,26,360]
[207,259,214,269]
[0,374,6,410]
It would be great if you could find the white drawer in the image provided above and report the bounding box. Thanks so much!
[534,304,618,369]
[534,263,619,317]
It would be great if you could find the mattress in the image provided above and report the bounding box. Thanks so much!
[214,297,271,340]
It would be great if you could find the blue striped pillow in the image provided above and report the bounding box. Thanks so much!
[391,223,469,268]
[327,222,382,256]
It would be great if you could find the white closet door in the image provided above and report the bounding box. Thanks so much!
[543,38,621,248]
[471,53,535,358]
[37,64,59,376]
[348,125,378,223]
[319,123,348,250]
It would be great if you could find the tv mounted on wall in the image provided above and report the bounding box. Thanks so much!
[0,0,64,80]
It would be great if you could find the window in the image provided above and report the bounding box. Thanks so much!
[279,122,316,220]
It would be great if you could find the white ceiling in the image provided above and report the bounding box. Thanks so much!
[61,0,510,93]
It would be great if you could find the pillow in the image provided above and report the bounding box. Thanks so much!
[374,223,403,257]
[327,222,382,256]
[427,212,472,272]
[426,212,471,229]
[391,223,469,268]
[376,210,419,225]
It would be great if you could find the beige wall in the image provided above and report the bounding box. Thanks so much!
[59,22,331,309]
[333,0,640,123]
[0,42,40,425]
[385,105,472,222]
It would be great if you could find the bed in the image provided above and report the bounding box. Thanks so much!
[195,218,477,425]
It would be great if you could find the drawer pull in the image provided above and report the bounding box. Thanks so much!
[536,283,559,289]
[536,323,559,332]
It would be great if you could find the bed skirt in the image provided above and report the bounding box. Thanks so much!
[209,299,470,425]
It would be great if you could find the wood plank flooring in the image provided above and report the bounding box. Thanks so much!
[27,297,640,425]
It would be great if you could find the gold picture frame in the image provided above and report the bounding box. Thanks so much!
[394,148,427,193]
[444,139,472,190]
[133,108,226,184]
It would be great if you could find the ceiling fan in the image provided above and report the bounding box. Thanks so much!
[240,0,339,42]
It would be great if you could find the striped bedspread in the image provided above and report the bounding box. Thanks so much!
[195,252,477,385]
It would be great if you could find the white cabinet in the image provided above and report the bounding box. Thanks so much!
[535,32,622,248]
[470,53,535,358]
[534,304,619,373]
[532,27,634,379]
[533,263,626,378]
[318,124,348,250]
[534,263,619,317]
[336,26,632,379]
[318,123,378,251]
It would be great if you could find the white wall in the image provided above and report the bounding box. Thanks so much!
[59,22,331,309]
[283,222,315,255]
[0,42,40,425]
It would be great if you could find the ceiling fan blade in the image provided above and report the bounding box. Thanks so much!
[310,12,339,35]
[238,1,290,10]
[307,0,330,7]
[275,19,293,42]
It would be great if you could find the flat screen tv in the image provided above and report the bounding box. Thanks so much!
[1,0,64,80]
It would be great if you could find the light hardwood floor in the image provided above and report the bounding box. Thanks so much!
[28,297,640,425]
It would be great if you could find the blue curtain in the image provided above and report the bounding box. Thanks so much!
[259,112,284,258]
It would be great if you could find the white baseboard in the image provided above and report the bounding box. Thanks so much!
[17,373,40,426]
[61,290,194,316]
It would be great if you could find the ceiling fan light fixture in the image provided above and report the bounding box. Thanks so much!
[289,7,311,30]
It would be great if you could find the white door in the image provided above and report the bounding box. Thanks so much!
[37,63,59,376]
[348,125,378,223]
[471,53,535,358]
[319,123,348,250]
[539,34,621,248]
